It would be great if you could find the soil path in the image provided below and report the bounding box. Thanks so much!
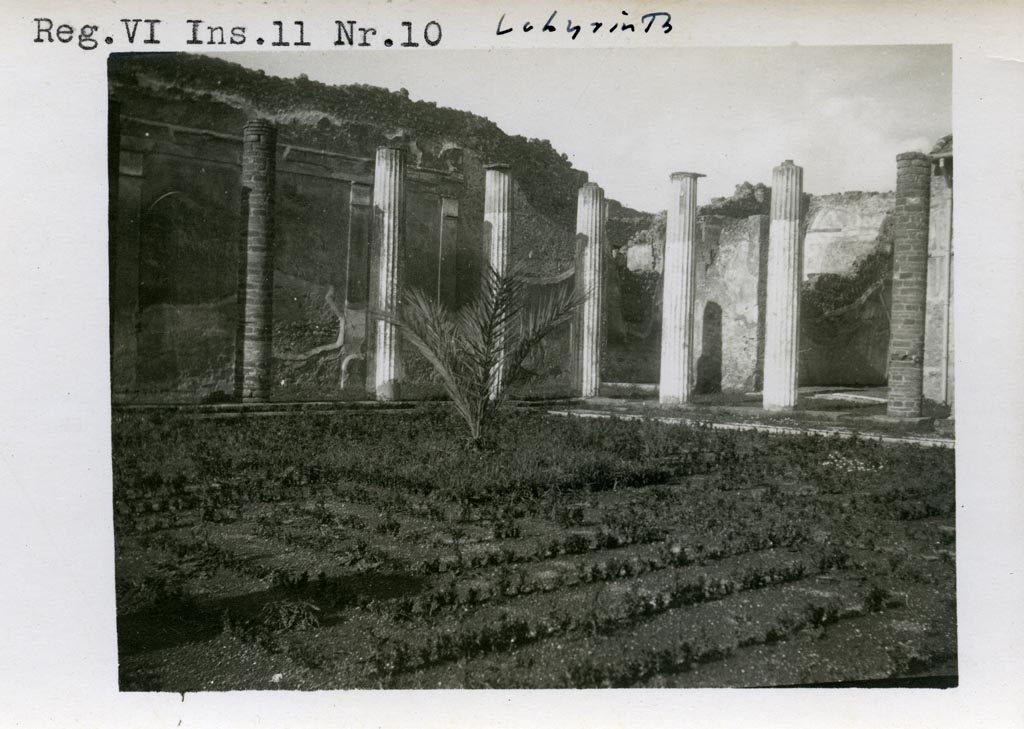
[548,409,955,449]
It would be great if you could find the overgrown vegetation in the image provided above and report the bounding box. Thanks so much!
[801,214,894,344]
[114,408,955,690]
[109,53,587,229]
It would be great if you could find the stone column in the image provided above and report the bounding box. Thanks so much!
[234,119,277,402]
[484,164,514,399]
[887,152,931,417]
[924,156,954,408]
[762,160,804,411]
[659,172,704,405]
[577,182,605,398]
[370,146,406,401]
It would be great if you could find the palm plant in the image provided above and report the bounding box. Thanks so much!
[388,266,585,446]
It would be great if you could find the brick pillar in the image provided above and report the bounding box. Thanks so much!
[887,152,931,417]
[762,160,803,411]
[577,183,605,398]
[484,164,514,399]
[659,172,704,405]
[234,119,277,402]
[369,146,406,401]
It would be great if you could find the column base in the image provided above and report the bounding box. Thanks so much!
[762,402,795,412]
[376,380,401,402]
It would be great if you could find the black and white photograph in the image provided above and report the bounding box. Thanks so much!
[2,0,1023,726]
[109,45,956,691]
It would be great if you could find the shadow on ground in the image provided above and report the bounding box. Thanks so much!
[117,571,430,656]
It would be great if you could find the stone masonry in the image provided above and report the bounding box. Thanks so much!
[693,214,769,393]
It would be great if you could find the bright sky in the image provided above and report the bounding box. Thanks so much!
[215,46,950,211]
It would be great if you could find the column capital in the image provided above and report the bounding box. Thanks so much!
[670,171,705,180]
[897,150,930,163]
[484,163,512,172]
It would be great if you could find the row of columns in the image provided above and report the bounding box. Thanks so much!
[232,120,609,403]
[234,117,935,416]
[657,152,938,418]
[235,120,410,402]
[658,161,805,411]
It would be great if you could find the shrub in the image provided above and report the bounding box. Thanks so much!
[388,266,584,446]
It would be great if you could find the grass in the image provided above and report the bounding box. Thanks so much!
[113,406,956,690]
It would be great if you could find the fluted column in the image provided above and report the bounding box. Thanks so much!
[235,119,277,402]
[762,160,803,410]
[659,172,704,405]
[370,146,406,401]
[485,164,514,400]
[577,183,605,398]
[887,152,931,417]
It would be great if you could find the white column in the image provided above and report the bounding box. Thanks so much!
[577,183,605,398]
[485,164,514,400]
[762,160,803,410]
[659,172,704,405]
[371,146,405,401]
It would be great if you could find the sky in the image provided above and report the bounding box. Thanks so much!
[214,45,951,211]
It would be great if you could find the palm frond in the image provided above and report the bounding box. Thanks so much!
[386,264,586,444]
[502,281,588,403]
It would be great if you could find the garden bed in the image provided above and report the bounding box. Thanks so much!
[112,406,956,690]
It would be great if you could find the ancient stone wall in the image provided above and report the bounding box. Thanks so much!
[110,115,465,403]
[110,116,587,402]
[693,215,769,393]
[615,188,896,389]
[803,192,895,278]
